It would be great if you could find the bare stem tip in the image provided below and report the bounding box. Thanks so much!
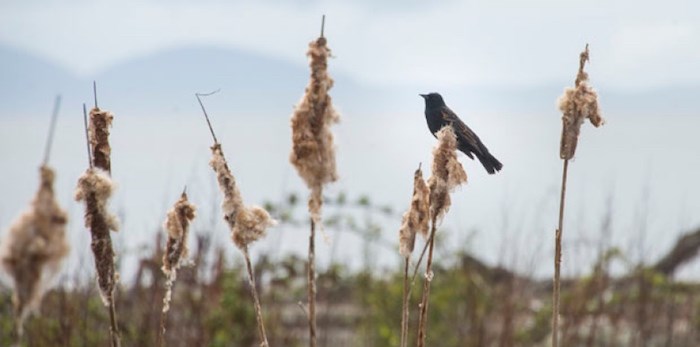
[42,94,62,165]
[195,89,221,144]
[93,81,98,109]
[82,103,93,168]
[321,15,326,38]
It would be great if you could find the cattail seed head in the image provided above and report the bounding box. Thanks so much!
[290,36,340,222]
[210,144,276,249]
[161,191,196,312]
[399,165,430,258]
[89,107,114,173]
[428,127,468,223]
[0,165,69,327]
[558,45,604,160]
[75,167,119,306]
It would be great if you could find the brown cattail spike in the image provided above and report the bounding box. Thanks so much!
[161,191,197,313]
[290,31,340,223]
[427,126,468,223]
[209,144,276,249]
[74,168,119,306]
[0,165,69,335]
[88,107,114,173]
[398,164,430,258]
[558,44,604,160]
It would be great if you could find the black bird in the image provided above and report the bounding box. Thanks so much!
[420,92,503,174]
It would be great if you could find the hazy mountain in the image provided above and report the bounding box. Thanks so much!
[0,44,388,119]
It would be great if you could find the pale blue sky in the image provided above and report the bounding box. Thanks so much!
[1,0,699,90]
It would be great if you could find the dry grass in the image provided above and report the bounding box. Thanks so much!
[0,165,69,338]
[289,24,340,347]
[417,126,467,347]
[75,101,121,347]
[398,164,430,347]
[552,44,604,347]
[209,142,276,346]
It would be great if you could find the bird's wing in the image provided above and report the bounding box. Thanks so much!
[439,107,485,157]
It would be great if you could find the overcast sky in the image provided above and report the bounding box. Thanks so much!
[1,0,699,90]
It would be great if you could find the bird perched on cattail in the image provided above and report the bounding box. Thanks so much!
[420,93,503,174]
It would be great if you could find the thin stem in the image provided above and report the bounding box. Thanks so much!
[42,95,61,165]
[400,257,410,347]
[157,300,167,347]
[409,229,435,294]
[93,81,98,109]
[243,246,270,347]
[108,294,121,347]
[552,158,569,347]
[416,218,437,347]
[195,89,221,144]
[320,15,326,38]
[82,103,93,169]
[308,217,318,347]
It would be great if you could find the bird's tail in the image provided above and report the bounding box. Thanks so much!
[477,152,503,174]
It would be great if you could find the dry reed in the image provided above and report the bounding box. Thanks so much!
[75,100,121,347]
[552,44,604,347]
[0,165,69,338]
[158,190,197,346]
[289,17,339,347]
[161,191,197,312]
[398,164,430,347]
[209,143,276,347]
[89,107,114,173]
[417,126,467,347]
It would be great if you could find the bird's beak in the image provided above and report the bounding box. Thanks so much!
[419,94,428,99]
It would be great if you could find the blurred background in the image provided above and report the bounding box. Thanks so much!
[1,1,700,346]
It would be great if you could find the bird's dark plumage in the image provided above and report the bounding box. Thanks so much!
[420,92,503,174]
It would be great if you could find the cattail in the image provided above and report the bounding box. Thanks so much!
[0,165,69,334]
[552,45,604,347]
[89,108,114,173]
[209,142,275,347]
[290,35,340,223]
[76,92,121,347]
[289,18,340,347]
[427,126,468,222]
[210,144,276,249]
[398,164,430,347]
[417,126,468,347]
[398,165,430,258]
[74,167,119,306]
[161,191,197,312]
[558,45,604,160]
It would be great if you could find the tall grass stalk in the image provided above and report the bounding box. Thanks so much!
[159,190,197,346]
[289,16,339,347]
[398,164,429,347]
[0,96,68,344]
[417,127,467,347]
[75,98,122,347]
[552,44,604,347]
[197,91,276,347]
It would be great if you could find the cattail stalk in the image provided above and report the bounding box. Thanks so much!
[159,190,197,345]
[552,44,604,347]
[289,16,339,347]
[198,92,276,347]
[75,100,121,347]
[398,164,429,347]
[0,96,67,342]
[416,126,467,347]
[210,143,275,347]
[0,165,69,340]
